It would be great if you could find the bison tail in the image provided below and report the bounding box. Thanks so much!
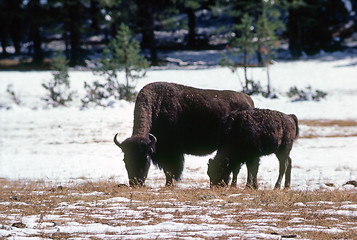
[289,114,299,139]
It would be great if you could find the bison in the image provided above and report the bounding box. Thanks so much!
[114,82,254,186]
[207,108,299,189]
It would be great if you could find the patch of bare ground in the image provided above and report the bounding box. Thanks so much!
[299,119,357,138]
[0,58,52,70]
[1,179,356,239]
[299,119,357,127]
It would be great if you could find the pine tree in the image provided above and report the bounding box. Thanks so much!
[99,0,136,39]
[256,0,283,97]
[82,23,148,106]
[287,0,349,56]
[135,0,177,65]
[179,0,213,48]
[27,0,44,64]
[100,23,148,100]
[219,13,257,94]
[42,51,75,107]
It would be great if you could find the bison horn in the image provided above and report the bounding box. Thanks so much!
[149,133,157,145]
[113,133,122,147]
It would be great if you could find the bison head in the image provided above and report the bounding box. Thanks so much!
[114,133,157,186]
[207,157,231,187]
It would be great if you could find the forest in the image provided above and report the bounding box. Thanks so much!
[1,0,356,68]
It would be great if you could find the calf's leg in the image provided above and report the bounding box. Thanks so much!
[246,157,259,189]
[274,147,291,189]
[284,156,292,189]
[230,163,241,187]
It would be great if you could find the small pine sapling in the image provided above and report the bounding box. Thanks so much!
[82,23,148,107]
[256,0,284,98]
[219,14,258,94]
[287,86,327,101]
[6,84,21,105]
[42,51,75,107]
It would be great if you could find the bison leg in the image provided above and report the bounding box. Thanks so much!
[231,163,241,188]
[161,153,184,187]
[246,157,259,189]
[164,171,174,186]
[274,149,290,189]
[284,156,292,189]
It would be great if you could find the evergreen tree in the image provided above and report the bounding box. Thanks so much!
[236,14,257,92]
[42,51,75,107]
[64,0,83,65]
[135,0,177,65]
[27,0,44,64]
[83,24,148,106]
[48,0,86,65]
[0,1,9,56]
[136,0,157,65]
[178,0,215,48]
[99,0,137,39]
[287,0,349,56]
[256,0,283,96]
[0,0,23,56]
[220,14,257,94]
[89,0,100,32]
[100,23,148,100]
[99,0,123,39]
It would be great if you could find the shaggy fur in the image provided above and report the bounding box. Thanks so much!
[115,82,254,186]
[208,108,299,189]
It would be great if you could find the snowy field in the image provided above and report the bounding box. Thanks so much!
[1,51,357,189]
[1,51,357,239]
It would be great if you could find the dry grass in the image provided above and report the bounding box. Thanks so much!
[298,119,357,139]
[0,58,51,70]
[1,179,356,239]
[299,119,357,127]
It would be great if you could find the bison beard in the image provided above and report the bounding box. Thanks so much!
[208,108,299,189]
[114,82,254,186]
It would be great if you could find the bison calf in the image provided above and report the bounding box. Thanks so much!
[207,108,299,189]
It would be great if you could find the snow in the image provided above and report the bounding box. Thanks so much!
[1,51,357,189]
[1,50,357,239]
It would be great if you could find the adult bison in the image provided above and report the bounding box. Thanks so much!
[207,108,298,189]
[114,82,254,186]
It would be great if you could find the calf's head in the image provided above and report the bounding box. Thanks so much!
[207,156,231,187]
[114,133,157,186]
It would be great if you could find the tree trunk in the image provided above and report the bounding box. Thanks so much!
[0,2,8,55]
[266,63,271,96]
[256,44,263,66]
[69,20,80,65]
[31,25,43,64]
[111,22,118,38]
[67,1,81,66]
[243,50,248,92]
[0,26,8,56]
[9,20,21,54]
[63,31,70,59]
[28,0,43,63]
[136,0,157,65]
[90,0,99,31]
[187,8,196,48]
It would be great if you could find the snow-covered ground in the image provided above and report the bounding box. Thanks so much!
[1,51,357,239]
[1,51,357,190]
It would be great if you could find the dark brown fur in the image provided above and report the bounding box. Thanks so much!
[208,108,299,189]
[115,82,255,186]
